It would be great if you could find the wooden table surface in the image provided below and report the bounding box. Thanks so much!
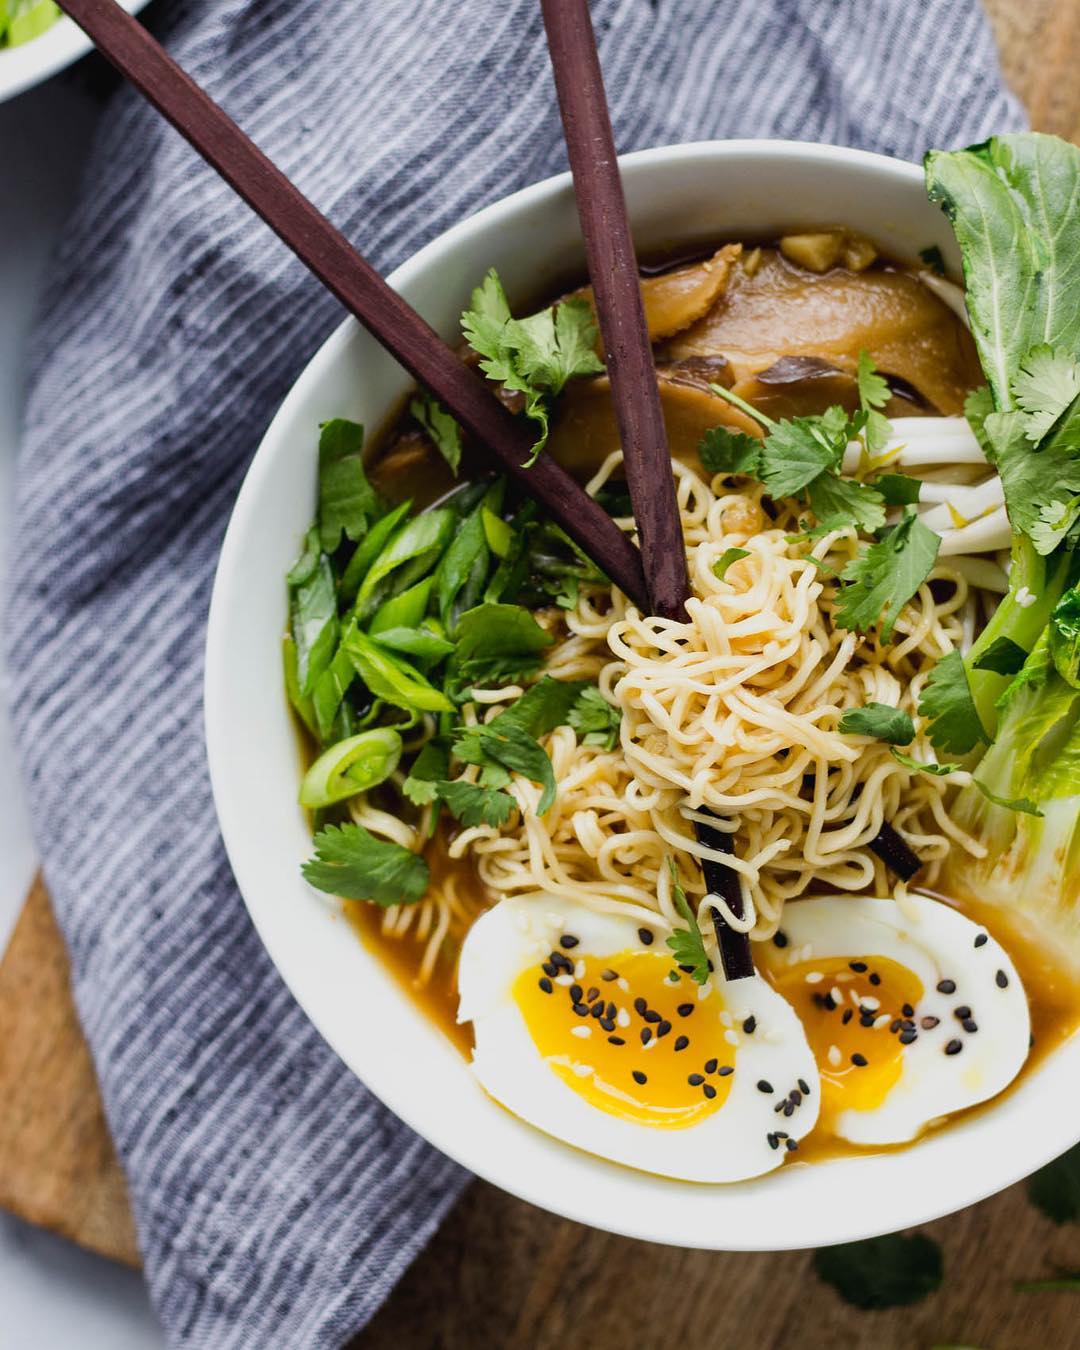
[1,1,1078,1345]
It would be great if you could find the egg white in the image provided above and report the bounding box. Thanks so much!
[773,894,1030,1145]
[458,895,820,1183]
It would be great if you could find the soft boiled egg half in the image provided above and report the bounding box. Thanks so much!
[759,894,1031,1146]
[457,896,821,1182]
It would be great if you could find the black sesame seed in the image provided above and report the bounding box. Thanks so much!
[900,1018,916,1031]
[996,969,1009,989]
[936,979,956,994]
[634,997,648,1017]
[600,1018,615,1032]
[608,1036,625,1046]
[963,1018,979,1034]
[921,1015,939,1029]
[851,1053,868,1067]
[859,1014,875,1028]
[849,961,868,973]
[657,1020,672,1038]
[637,927,654,946]
[705,1058,719,1074]
[783,1101,795,1117]
[869,972,881,986]
[773,931,789,948]
[570,984,583,1003]
[674,1035,689,1051]
[742,1015,757,1034]
[632,1070,648,1085]
[606,1002,617,1021]
[719,1066,735,1077]
[974,933,988,948]
[773,1101,786,1113]
[790,1089,802,1105]
[786,1138,798,1152]
[842,1009,853,1025]
[798,1078,811,1095]
[539,977,553,994]
[703,1083,717,1100]
[560,934,579,949]
[899,1030,918,1045]
[640,1028,652,1045]
[601,968,618,982]
[954,1005,972,1020]
[890,1019,902,1033]
[590,1003,604,1020]
[767,1133,779,1150]
[572,1003,590,1018]
[542,962,557,978]
[812,993,827,1009]
[688,1073,705,1086]
[757,1080,774,1094]
[586,987,599,1003]
[677,1003,695,1018]
[902,1003,915,1017]
[824,996,838,1012]
[678,964,695,975]
[945,1039,963,1056]
[644,1010,661,1025]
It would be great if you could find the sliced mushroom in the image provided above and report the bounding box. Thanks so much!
[661,249,982,415]
[574,245,742,352]
[547,372,760,479]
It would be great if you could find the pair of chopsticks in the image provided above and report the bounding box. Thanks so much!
[56,0,755,978]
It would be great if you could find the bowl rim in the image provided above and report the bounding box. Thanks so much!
[205,138,1080,1250]
[0,0,148,105]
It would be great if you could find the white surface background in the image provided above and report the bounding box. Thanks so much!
[0,74,164,1350]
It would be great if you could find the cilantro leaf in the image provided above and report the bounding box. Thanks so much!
[666,862,710,985]
[873,472,921,506]
[807,473,886,533]
[496,676,590,737]
[461,270,603,465]
[435,779,516,828]
[1027,1143,1080,1224]
[759,414,845,496]
[302,823,428,904]
[1013,346,1080,443]
[317,419,378,553]
[838,704,915,745]
[568,685,621,749]
[971,636,1028,676]
[712,547,750,582]
[813,1234,943,1310]
[918,649,988,755]
[410,391,462,475]
[891,749,960,776]
[453,603,553,686]
[857,349,891,411]
[836,509,940,640]
[698,425,761,476]
[452,721,557,814]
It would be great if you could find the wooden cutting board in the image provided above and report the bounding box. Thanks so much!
[0,1,1077,1342]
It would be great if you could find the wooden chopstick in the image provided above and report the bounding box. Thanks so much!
[539,0,688,624]
[541,0,754,980]
[54,0,649,613]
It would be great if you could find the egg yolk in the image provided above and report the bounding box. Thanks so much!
[514,948,736,1129]
[765,954,923,1130]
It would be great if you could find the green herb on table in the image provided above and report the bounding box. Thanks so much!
[813,1233,944,1310]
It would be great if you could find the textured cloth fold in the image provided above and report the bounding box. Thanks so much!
[2,1,1024,1346]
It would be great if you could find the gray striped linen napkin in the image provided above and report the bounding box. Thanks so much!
[2,1,1023,1345]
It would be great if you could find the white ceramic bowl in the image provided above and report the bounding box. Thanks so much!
[0,0,147,105]
[205,140,1080,1250]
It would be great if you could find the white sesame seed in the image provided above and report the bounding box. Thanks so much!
[617,1008,631,1028]
[800,943,814,961]
[724,1029,739,1046]
[720,1011,734,1028]
[571,1063,592,1078]
[643,1039,657,1052]
[861,996,881,1011]
[830,986,844,1005]
[827,1045,842,1067]
[849,988,863,1007]
[805,972,824,985]
[571,1025,592,1039]
[617,978,630,992]
[555,974,573,986]
[574,959,585,979]
[873,1014,891,1030]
